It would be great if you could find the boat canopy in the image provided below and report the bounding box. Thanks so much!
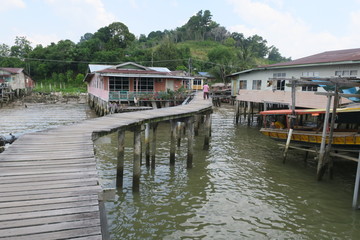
[259,107,360,115]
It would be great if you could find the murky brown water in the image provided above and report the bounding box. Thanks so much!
[0,102,95,136]
[1,102,359,239]
[94,105,360,240]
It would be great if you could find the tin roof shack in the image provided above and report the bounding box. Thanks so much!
[0,68,35,96]
[228,48,360,109]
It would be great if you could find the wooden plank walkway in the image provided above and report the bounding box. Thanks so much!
[0,93,212,239]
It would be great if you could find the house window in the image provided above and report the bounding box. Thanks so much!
[252,80,261,90]
[350,70,358,76]
[335,70,358,76]
[302,85,318,91]
[239,80,247,89]
[193,79,202,86]
[273,73,286,78]
[276,80,285,90]
[302,72,319,77]
[109,77,129,91]
[134,78,154,91]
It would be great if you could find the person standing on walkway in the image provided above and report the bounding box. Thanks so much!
[203,82,210,100]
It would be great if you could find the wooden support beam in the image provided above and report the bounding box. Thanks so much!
[204,113,211,150]
[145,123,150,167]
[170,120,177,166]
[235,101,240,124]
[177,122,182,147]
[317,94,332,180]
[133,125,142,192]
[352,152,360,209]
[186,117,194,169]
[116,129,125,188]
[151,123,158,169]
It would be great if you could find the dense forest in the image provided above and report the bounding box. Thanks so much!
[0,10,290,86]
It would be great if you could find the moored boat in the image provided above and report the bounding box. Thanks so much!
[259,107,360,147]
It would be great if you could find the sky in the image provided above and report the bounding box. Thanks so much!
[2,0,360,60]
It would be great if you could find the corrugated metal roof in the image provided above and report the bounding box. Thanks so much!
[89,64,113,72]
[0,68,23,74]
[265,48,360,67]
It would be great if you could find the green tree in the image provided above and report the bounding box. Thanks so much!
[10,36,32,58]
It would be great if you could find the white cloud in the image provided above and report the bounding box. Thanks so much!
[44,0,117,29]
[226,0,353,59]
[0,0,26,12]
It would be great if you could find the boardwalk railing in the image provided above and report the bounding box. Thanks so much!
[0,92,212,239]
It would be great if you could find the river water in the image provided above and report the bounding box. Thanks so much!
[0,102,95,136]
[94,105,360,240]
[1,103,359,239]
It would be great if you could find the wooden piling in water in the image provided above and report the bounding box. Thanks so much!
[133,125,142,192]
[145,123,150,167]
[204,113,211,150]
[151,123,158,169]
[116,129,125,188]
[186,117,195,169]
[170,120,177,166]
[177,122,182,147]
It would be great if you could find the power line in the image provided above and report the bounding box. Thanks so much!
[0,54,240,69]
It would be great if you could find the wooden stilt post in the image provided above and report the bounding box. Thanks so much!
[317,95,332,180]
[133,125,142,192]
[186,116,194,169]
[352,151,360,209]
[283,79,297,163]
[235,101,240,124]
[170,120,177,166]
[116,129,125,188]
[145,123,150,167]
[177,122,182,147]
[194,115,200,136]
[151,123,158,169]
[204,113,211,150]
[323,84,339,180]
[247,102,251,126]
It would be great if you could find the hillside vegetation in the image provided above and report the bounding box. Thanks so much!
[0,10,290,90]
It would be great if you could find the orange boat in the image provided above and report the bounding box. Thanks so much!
[259,107,360,147]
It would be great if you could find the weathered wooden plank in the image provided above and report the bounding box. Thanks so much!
[0,195,99,209]
[0,205,100,222]
[0,158,95,166]
[0,211,100,230]
[0,188,100,203]
[0,198,99,215]
[0,178,99,192]
[0,171,98,184]
[0,220,101,239]
[0,185,101,198]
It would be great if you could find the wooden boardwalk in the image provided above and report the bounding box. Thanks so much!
[0,93,212,239]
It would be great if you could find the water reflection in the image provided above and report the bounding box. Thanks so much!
[94,105,360,239]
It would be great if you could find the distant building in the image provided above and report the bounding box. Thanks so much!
[84,62,193,102]
[0,67,35,92]
[228,48,360,109]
